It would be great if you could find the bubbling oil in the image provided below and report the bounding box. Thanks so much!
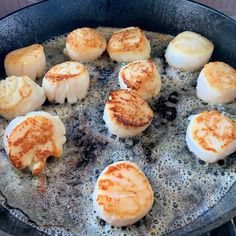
[0,27,235,236]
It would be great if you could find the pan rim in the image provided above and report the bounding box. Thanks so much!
[0,0,236,235]
[0,0,235,25]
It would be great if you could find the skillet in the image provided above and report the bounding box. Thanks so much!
[0,0,236,235]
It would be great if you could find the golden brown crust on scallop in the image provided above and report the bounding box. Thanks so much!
[106,90,153,127]
[96,162,153,218]
[6,116,60,173]
[107,27,147,53]
[0,76,32,111]
[193,111,236,153]
[120,60,156,90]
[45,61,86,82]
[4,44,44,65]
[203,62,236,90]
[66,27,106,51]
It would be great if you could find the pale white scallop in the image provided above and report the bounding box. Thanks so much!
[93,161,154,227]
[103,89,153,138]
[118,60,161,99]
[65,27,106,62]
[165,31,214,71]
[3,111,66,175]
[4,44,46,80]
[0,76,46,120]
[42,61,89,104]
[186,110,236,163]
[197,62,236,105]
[107,27,151,62]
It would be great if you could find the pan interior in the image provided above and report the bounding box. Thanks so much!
[0,27,236,236]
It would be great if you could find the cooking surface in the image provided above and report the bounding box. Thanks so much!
[0,27,236,235]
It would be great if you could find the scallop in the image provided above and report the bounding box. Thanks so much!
[42,61,89,104]
[65,27,106,62]
[118,60,161,99]
[93,161,154,227]
[3,111,66,175]
[0,76,46,120]
[4,44,46,80]
[186,110,236,163]
[197,61,236,105]
[165,31,214,71]
[107,27,151,62]
[103,89,153,138]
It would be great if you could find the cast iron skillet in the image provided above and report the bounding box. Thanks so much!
[0,0,236,235]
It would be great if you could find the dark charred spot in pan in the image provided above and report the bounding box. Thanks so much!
[99,219,106,226]
[46,156,55,163]
[134,216,147,227]
[134,221,141,227]
[76,137,108,168]
[228,152,236,163]
[66,112,109,168]
[161,60,169,75]
[66,112,88,141]
[0,148,6,154]
[142,143,155,163]
[96,66,114,86]
[66,174,81,186]
[168,92,179,103]
[142,142,157,163]
[198,159,206,165]
[152,92,178,122]
[43,99,55,106]
[119,137,140,148]
[190,80,197,88]
[217,159,225,166]
[201,101,208,106]
[143,147,152,159]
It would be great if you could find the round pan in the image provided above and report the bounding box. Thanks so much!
[0,0,236,235]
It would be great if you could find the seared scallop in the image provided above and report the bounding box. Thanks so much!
[107,27,151,62]
[3,111,66,175]
[118,60,161,99]
[197,62,236,105]
[186,110,236,163]
[0,76,46,120]
[65,27,106,62]
[42,61,89,104]
[165,31,214,71]
[103,89,153,138]
[4,44,46,80]
[93,161,154,227]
